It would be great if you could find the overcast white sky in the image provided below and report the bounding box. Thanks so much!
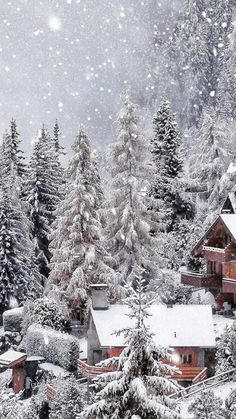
[0,0,182,155]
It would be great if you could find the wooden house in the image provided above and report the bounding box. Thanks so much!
[86,285,216,385]
[181,196,236,304]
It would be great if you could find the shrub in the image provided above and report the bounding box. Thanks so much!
[188,390,225,419]
[21,297,71,335]
[49,375,85,419]
[26,324,80,370]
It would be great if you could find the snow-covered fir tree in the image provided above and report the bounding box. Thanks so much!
[205,159,236,227]
[106,94,159,286]
[80,275,180,419]
[25,126,62,278]
[151,101,193,233]
[49,127,115,317]
[190,108,233,203]
[2,119,26,179]
[52,119,64,156]
[150,101,194,269]
[169,0,235,126]
[188,390,225,419]
[2,119,27,198]
[0,171,42,314]
[51,120,65,194]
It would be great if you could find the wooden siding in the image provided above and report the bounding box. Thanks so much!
[222,279,236,297]
[223,261,236,280]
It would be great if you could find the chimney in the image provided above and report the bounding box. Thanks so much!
[90,284,109,310]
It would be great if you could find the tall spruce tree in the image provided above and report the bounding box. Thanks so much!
[2,120,27,198]
[0,171,42,313]
[151,101,193,233]
[169,0,235,126]
[2,119,26,179]
[106,95,159,286]
[190,108,233,201]
[80,275,180,419]
[49,127,115,315]
[26,126,62,278]
[52,120,64,155]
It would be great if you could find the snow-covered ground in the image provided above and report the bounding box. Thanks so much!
[179,381,236,418]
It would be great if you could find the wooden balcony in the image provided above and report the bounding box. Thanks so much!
[181,272,222,289]
[78,359,207,385]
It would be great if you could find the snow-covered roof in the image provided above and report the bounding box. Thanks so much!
[91,305,216,348]
[224,192,236,214]
[220,214,236,240]
[0,350,27,367]
[227,162,236,175]
[39,362,67,377]
[3,307,24,317]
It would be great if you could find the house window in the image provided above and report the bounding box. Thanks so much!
[180,354,192,364]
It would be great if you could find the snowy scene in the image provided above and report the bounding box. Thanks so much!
[1,0,236,418]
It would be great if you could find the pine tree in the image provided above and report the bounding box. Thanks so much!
[52,119,64,155]
[169,0,235,126]
[0,172,42,314]
[26,126,62,277]
[188,390,225,419]
[49,127,115,315]
[80,275,180,419]
[106,95,159,286]
[150,101,194,269]
[151,101,193,233]
[190,108,233,201]
[51,120,65,196]
[2,120,27,198]
[2,119,26,179]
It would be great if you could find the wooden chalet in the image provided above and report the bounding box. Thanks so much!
[181,192,236,305]
[83,285,216,386]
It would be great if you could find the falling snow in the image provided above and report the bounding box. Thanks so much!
[0,0,181,153]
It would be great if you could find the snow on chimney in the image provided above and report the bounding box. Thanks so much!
[90,284,109,310]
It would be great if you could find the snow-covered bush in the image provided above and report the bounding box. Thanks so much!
[26,324,80,370]
[0,387,38,419]
[156,274,192,305]
[49,375,85,418]
[21,297,71,335]
[216,323,236,373]
[3,307,24,333]
[188,390,225,419]
[225,388,236,419]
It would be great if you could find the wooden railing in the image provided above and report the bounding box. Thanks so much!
[78,359,114,377]
[47,385,57,401]
[172,368,236,401]
[192,367,208,384]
